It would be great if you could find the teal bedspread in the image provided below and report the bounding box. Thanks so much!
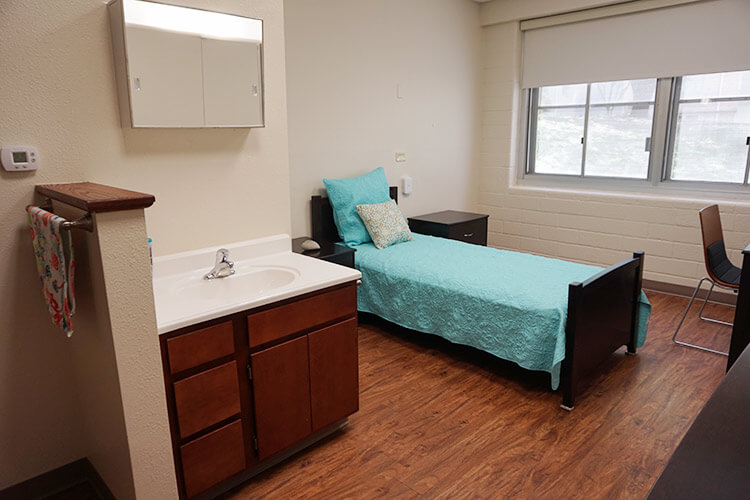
[355,234,651,389]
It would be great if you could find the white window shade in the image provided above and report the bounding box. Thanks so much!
[521,0,750,88]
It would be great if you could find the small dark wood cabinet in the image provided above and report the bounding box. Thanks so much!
[292,236,356,268]
[159,282,359,499]
[728,244,750,370]
[408,210,489,246]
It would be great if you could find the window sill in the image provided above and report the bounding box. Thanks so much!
[516,174,750,204]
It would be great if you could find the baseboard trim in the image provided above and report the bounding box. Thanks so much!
[643,278,738,306]
[0,458,115,500]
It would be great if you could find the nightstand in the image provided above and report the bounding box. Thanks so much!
[408,210,489,246]
[292,237,356,268]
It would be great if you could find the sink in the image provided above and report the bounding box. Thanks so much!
[152,235,361,334]
[155,266,299,320]
[177,267,299,300]
[154,263,300,329]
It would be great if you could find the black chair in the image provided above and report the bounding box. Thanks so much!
[672,205,740,355]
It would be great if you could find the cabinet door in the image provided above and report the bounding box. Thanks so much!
[125,26,204,127]
[308,318,359,431]
[202,38,263,127]
[251,336,311,459]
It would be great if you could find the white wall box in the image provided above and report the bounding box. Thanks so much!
[108,0,264,128]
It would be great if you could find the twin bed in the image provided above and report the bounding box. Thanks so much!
[311,187,650,409]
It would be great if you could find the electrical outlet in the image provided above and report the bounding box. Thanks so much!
[402,175,413,195]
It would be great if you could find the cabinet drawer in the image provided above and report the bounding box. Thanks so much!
[247,284,356,347]
[447,218,487,246]
[309,318,359,431]
[180,419,245,498]
[167,321,234,374]
[174,361,241,438]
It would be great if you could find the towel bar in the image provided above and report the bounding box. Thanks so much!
[26,201,94,232]
[60,214,93,232]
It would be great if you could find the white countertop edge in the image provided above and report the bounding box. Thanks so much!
[154,241,362,335]
[156,272,360,334]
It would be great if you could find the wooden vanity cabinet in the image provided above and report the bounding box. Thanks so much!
[250,316,359,460]
[160,320,253,499]
[160,282,359,499]
[248,284,359,460]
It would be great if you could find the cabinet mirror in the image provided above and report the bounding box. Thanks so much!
[108,0,264,128]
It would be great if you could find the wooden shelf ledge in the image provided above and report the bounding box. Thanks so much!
[35,182,155,213]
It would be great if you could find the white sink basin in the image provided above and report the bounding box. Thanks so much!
[174,267,299,301]
[152,235,361,334]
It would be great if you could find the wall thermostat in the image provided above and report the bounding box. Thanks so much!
[1,146,39,171]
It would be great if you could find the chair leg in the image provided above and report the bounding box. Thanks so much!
[697,282,734,327]
[672,277,729,356]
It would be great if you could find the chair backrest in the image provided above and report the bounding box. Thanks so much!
[699,205,723,250]
[699,204,735,287]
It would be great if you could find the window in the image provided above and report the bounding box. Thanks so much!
[667,71,750,184]
[524,70,750,187]
[529,79,656,179]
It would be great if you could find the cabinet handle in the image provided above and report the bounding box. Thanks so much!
[463,233,474,238]
[356,280,362,286]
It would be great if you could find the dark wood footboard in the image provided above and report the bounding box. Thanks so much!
[560,251,645,410]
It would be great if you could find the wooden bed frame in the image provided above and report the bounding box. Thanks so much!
[311,188,645,409]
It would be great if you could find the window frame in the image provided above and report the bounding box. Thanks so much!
[527,81,658,180]
[664,77,750,186]
[520,73,750,194]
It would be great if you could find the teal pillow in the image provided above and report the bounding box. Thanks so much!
[356,200,414,249]
[323,167,391,247]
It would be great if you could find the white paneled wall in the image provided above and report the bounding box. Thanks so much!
[479,21,750,290]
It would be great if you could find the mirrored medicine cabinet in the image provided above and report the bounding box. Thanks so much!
[108,0,264,128]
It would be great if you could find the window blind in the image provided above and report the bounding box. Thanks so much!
[521,0,750,88]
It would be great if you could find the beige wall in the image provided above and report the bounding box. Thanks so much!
[285,0,483,236]
[0,0,289,490]
[66,210,137,499]
[95,210,178,499]
[478,3,750,289]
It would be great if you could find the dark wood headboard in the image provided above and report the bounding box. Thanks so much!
[311,186,398,243]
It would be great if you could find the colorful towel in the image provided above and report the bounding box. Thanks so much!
[27,206,76,336]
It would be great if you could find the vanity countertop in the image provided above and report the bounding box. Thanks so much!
[152,235,361,334]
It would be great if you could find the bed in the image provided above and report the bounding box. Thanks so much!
[311,186,650,409]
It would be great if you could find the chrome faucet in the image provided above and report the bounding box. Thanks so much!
[204,248,235,280]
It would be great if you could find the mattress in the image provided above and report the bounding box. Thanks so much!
[354,234,651,389]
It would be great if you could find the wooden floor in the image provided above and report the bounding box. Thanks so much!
[223,292,733,499]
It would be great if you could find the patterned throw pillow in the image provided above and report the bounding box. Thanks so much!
[356,199,415,249]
